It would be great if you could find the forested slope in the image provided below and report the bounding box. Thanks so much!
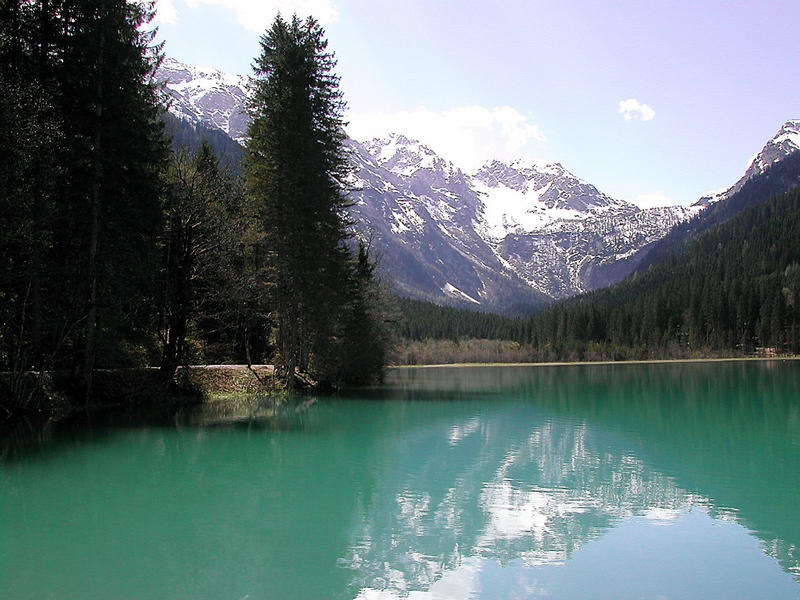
[164,112,244,171]
[524,186,800,359]
[631,151,800,274]
[395,182,800,362]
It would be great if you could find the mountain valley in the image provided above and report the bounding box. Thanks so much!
[156,59,799,311]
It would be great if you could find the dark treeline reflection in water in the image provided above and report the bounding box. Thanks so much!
[1,361,798,599]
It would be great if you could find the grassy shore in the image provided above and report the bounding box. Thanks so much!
[0,364,282,420]
[389,356,800,368]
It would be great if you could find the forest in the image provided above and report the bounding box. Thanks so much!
[2,2,798,415]
[395,178,800,363]
[0,3,390,413]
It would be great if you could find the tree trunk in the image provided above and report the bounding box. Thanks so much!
[82,2,105,403]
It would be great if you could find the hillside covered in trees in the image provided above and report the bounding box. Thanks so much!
[525,185,800,360]
[395,172,800,363]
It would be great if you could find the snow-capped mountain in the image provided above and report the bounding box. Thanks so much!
[694,120,800,207]
[346,136,548,308]
[155,59,797,309]
[156,58,249,143]
[347,134,692,304]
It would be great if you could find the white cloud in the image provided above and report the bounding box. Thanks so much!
[131,0,179,26]
[183,0,339,31]
[633,191,675,209]
[347,105,547,172]
[153,0,179,25]
[618,98,655,121]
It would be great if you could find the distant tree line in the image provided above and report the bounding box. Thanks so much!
[1,3,390,412]
[395,178,800,363]
[396,297,526,341]
[526,185,800,360]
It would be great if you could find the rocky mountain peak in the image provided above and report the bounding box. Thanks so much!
[746,119,800,176]
[694,118,800,207]
[361,133,459,180]
[472,158,629,227]
[156,58,250,143]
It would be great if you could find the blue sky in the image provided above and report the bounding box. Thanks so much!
[151,0,800,207]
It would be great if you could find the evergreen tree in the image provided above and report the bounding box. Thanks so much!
[246,14,353,388]
[334,241,395,384]
[0,1,167,406]
[159,142,265,381]
[0,0,64,404]
[55,0,167,394]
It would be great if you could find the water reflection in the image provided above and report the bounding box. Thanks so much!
[342,362,800,598]
[0,361,798,599]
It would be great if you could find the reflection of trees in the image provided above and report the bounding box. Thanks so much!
[344,362,800,595]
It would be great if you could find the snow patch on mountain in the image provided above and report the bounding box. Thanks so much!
[474,179,580,239]
[157,58,250,143]
[442,282,481,305]
[694,119,800,208]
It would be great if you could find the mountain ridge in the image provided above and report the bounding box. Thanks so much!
[154,58,799,311]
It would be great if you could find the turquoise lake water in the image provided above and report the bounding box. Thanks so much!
[1,361,799,599]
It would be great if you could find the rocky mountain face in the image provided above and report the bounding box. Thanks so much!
[154,59,797,311]
[694,120,800,207]
[156,58,250,143]
[346,137,550,309]
[347,134,692,308]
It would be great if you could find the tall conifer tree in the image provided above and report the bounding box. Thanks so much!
[0,1,167,404]
[246,14,351,388]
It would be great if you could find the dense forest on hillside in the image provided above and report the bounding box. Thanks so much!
[395,182,800,363]
[525,186,800,360]
[395,297,525,341]
[164,113,245,172]
[632,151,800,274]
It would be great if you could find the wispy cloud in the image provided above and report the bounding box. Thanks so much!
[348,106,547,172]
[618,98,655,121]
[174,0,339,31]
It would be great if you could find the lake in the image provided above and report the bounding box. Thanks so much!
[1,361,799,599]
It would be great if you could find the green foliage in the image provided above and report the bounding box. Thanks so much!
[159,142,270,372]
[0,0,168,405]
[246,14,387,387]
[332,241,396,384]
[164,112,244,173]
[396,297,528,342]
[523,186,800,359]
[1,5,392,412]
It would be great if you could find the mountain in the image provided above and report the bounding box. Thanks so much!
[471,159,693,297]
[628,132,800,276]
[346,136,549,309]
[522,181,800,358]
[154,58,691,309]
[157,58,249,143]
[154,59,796,311]
[694,120,800,207]
[347,134,692,307]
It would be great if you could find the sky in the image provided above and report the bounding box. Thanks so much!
[150,0,800,208]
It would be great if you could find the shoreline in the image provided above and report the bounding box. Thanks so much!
[388,356,800,369]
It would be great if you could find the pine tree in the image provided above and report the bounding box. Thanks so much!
[246,14,352,388]
[158,142,263,381]
[59,1,167,394]
[0,1,167,406]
